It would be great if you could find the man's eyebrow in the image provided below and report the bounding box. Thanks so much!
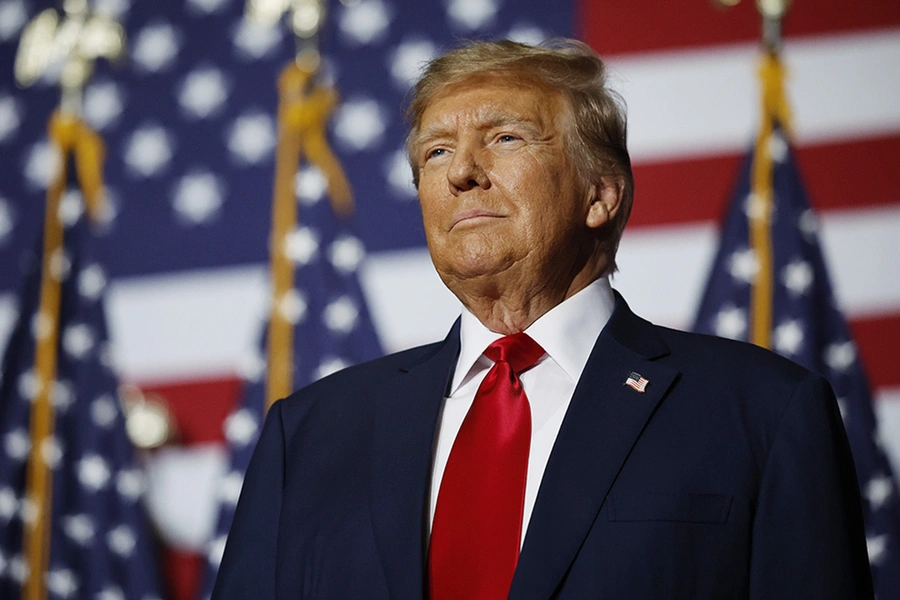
[414,113,541,148]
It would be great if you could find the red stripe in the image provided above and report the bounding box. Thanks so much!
[580,0,900,56]
[628,134,900,228]
[850,313,900,391]
[138,376,243,444]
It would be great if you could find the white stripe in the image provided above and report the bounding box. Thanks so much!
[610,28,900,163]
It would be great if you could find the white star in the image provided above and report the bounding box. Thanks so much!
[49,247,71,281]
[743,192,771,221]
[19,496,37,524]
[0,95,21,142]
[107,525,136,557]
[773,319,804,356]
[46,568,79,598]
[330,235,365,274]
[237,348,266,383]
[507,23,546,45]
[781,259,813,296]
[117,468,145,500]
[8,554,29,583]
[40,436,63,469]
[339,0,391,45]
[125,125,174,177]
[91,394,119,428]
[798,208,819,242]
[295,166,327,206]
[18,368,42,400]
[62,514,96,545]
[78,264,108,300]
[179,67,230,119]
[769,132,788,163]
[0,0,27,42]
[866,475,893,510]
[4,429,30,461]
[63,323,96,359]
[232,19,283,60]
[389,38,437,88]
[78,455,111,491]
[187,0,229,14]
[172,171,225,224]
[284,226,320,265]
[324,296,359,334]
[728,248,758,284]
[0,487,17,521]
[824,341,856,373]
[228,112,276,164]
[333,98,387,151]
[277,289,308,324]
[84,81,125,130]
[446,0,498,30]
[224,409,259,446]
[96,586,125,600]
[52,379,74,413]
[132,23,181,73]
[867,534,888,566]
[218,471,244,506]
[207,535,228,567]
[93,0,131,19]
[315,356,350,381]
[58,190,85,226]
[385,148,416,198]
[713,305,747,340]
[24,140,60,190]
[0,197,14,244]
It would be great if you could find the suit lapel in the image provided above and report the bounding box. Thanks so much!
[368,322,460,600]
[509,296,680,600]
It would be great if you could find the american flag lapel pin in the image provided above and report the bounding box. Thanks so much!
[624,371,649,393]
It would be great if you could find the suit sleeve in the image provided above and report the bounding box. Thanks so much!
[211,399,287,600]
[749,372,874,599]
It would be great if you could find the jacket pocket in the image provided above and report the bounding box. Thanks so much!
[607,492,733,524]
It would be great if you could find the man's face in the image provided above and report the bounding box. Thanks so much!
[414,76,597,292]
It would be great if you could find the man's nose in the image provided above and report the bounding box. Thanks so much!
[447,145,489,195]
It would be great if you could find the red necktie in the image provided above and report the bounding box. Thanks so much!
[429,333,545,600]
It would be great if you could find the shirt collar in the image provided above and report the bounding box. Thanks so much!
[450,277,615,393]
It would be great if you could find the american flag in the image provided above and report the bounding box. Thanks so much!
[693,126,900,593]
[624,372,648,394]
[0,200,162,598]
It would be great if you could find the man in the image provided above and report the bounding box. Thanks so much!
[212,39,873,599]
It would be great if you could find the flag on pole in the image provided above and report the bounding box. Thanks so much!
[693,53,900,594]
[0,165,162,598]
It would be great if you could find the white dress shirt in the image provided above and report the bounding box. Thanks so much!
[428,277,616,545]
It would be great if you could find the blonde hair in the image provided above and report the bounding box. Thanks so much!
[406,38,634,271]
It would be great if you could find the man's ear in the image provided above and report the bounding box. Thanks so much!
[586,176,624,229]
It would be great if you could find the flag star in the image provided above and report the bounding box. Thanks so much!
[507,23,547,45]
[62,514,96,545]
[46,568,79,598]
[4,429,30,461]
[24,140,60,190]
[84,81,125,130]
[117,468,146,500]
[446,0,498,30]
[97,586,125,600]
[218,471,244,506]
[40,436,63,469]
[93,0,131,19]
[333,98,387,151]
[49,247,72,281]
[19,496,38,524]
[330,235,366,274]
[125,125,174,177]
[0,197,14,244]
[63,323,96,359]
[277,289,308,324]
[389,39,438,88]
[284,226,320,265]
[187,0,229,14]
[385,148,416,198]
[237,349,266,382]
[0,95,21,142]
[78,455,112,490]
[207,535,228,567]
[58,190,85,226]
[797,208,819,242]
[17,368,42,400]
[824,341,856,373]
[866,475,893,510]
[743,192,772,221]
[52,379,75,413]
[227,112,276,164]
[769,132,788,163]
[179,67,230,119]
[78,264,108,300]
[8,554,28,583]
[91,395,119,428]
[0,0,27,41]
[107,525,137,557]
[867,534,888,565]
[295,166,327,205]
[714,305,747,340]
[132,23,181,73]
[224,409,259,446]
[781,259,813,296]
[324,296,359,334]
[728,248,759,284]
[773,319,804,356]
[339,0,391,45]
[315,356,350,380]
[232,19,283,60]
[0,487,18,521]
[172,171,225,224]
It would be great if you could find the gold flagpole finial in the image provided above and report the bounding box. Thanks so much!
[712,0,792,52]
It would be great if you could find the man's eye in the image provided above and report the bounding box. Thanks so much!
[427,148,446,160]
[498,134,519,143]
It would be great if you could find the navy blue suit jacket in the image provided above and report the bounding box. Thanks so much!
[212,294,873,599]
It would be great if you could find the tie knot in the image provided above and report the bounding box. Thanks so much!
[484,333,545,375]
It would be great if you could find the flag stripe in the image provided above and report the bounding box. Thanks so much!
[582,0,900,56]
[852,315,900,391]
